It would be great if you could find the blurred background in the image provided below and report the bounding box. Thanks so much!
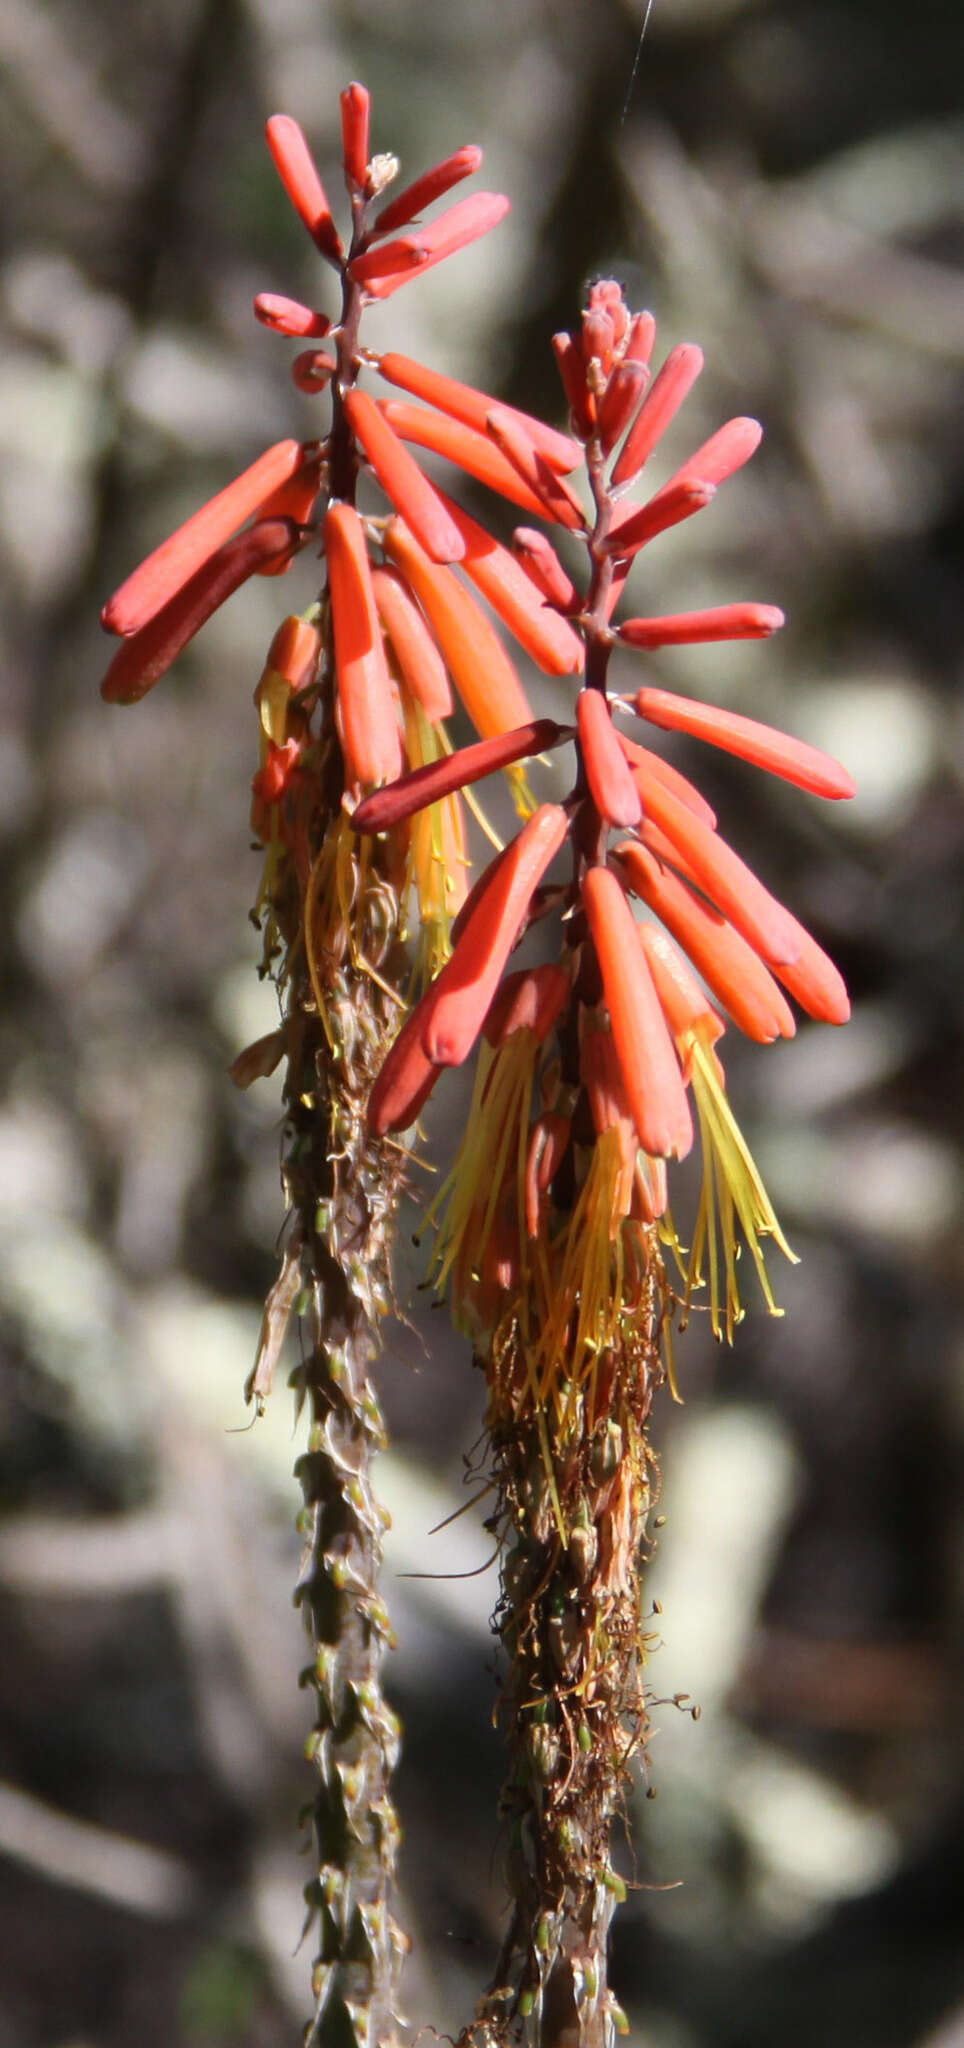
[1,0,962,2042]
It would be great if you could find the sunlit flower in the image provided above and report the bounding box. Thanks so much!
[358,278,855,1386]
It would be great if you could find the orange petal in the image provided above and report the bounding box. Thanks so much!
[436,493,582,674]
[324,502,404,791]
[372,146,483,235]
[260,614,322,694]
[384,518,534,738]
[101,520,300,704]
[632,771,803,966]
[351,718,567,834]
[619,733,717,827]
[371,565,453,721]
[344,389,466,562]
[421,806,569,1066]
[772,913,850,1024]
[577,689,642,828]
[376,351,581,473]
[610,342,704,487]
[101,440,306,636]
[616,840,795,1044]
[633,685,856,799]
[290,351,336,394]
[637,922,725,1061]
[265,115,343,263]
[581,866,693,1160]
[485,407,587,530]
[379,400,555,518]
[620,602,785,648]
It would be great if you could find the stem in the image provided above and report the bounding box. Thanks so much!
[248,211,411,2045]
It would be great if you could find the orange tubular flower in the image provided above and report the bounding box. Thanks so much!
[324,502,403,791]
[421,804,568,1066]
[582,865,693,1162]
[342,389,466,563]
[433,494,583,674]
[383,518,535,739]
[101,440,308,635]
[370,566,453,722]
[378,400,562,519]
[577,689,642,828]
[632,684,856,799]
[101,520,301,703]
[375,352,581,474]
[615,841,796,1044]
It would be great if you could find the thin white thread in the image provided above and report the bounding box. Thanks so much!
[620,0,656,125]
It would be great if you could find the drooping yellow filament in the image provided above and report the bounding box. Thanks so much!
[683,1032,797,1342]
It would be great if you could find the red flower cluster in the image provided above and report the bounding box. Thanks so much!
[358,283,852,1163]
[97,90,854,1344]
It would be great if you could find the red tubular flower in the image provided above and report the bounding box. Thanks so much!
[577,689,642,828]
[435,494,582,674]
[637,923,725,1060]
[610,341,704,487]
[511,528,579,611]
[101,520,300,703]
[351,720,567,835]
[343,390,466,563]
[375,353,581,474]
[616,841,796,1044]
[581,865,693,1161]
[378,399,559,519]
[485,408,587,530]
[604,476,715,559]
[420,805,568,1066]
[265,114,343,264]
[253,293,331,338]
[371,145,483,235]
[383,519,534,739]
[634,767,803,966]
[324,502,403,791]
[356,192,511,297]
[340,82,370,190]
[632,685,856,799]
[483,964,571,1046]
[619,602,784,648]
[370,566,453,722]
[101,440,307,636]
[525,1112,571,1239]
[619,732,717,827]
